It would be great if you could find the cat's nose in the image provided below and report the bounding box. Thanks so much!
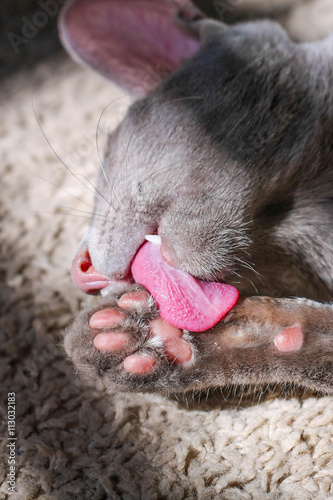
[72,246,112,294]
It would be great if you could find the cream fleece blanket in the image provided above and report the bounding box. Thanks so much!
[1,2,333,499]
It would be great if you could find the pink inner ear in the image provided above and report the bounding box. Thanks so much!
[60,0,201,95]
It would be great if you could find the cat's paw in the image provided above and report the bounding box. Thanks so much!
[65,293,333,395]
[64,289,196,392]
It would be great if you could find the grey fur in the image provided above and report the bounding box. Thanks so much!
[61,2,333,395]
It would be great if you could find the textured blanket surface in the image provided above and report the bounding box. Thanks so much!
[1,2,333,499]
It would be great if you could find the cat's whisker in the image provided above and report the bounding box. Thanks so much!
[110,180,123,211]
[235,256,263,282]
[49,204,107,218]
[34,210,97,220]
[246,277,259,295]
[95,98,120,188]
[125,122,140,197]
[31,173,96,209]
[75,174,113,207]
[32,94,109,204]
[166,95,204,105]
[95,96,129,212]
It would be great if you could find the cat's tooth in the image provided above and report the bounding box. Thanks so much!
[145,234,162,245]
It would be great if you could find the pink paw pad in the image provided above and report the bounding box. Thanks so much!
[123,354,157,374]
[164,339,193,364]
[274,325,304,353]
[117,291,150,308]
[150,318,193,364]
[89,309,125,329]
[149,318,183,341]
[94,332,129,351]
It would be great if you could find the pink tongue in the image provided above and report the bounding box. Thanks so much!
[131,241,239,332]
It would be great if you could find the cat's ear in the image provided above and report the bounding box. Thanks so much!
[59,0,212,96]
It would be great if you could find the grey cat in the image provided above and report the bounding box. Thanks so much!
[60,0,333,395]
